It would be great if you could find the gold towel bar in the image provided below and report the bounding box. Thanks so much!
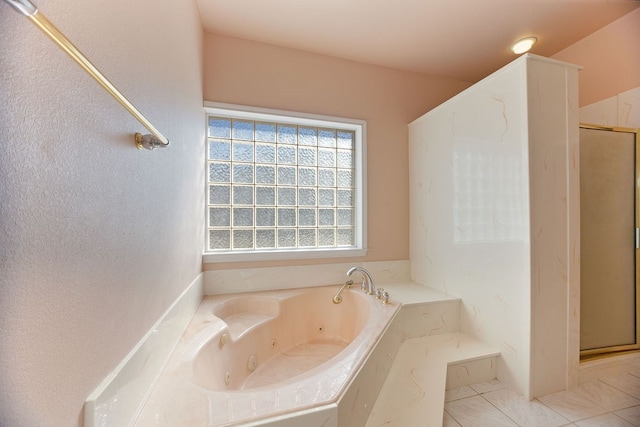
[4,0,169,150]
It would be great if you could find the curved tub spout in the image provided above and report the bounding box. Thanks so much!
[347,267,376,295]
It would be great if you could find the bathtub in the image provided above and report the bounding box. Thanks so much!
[136,285,399,426]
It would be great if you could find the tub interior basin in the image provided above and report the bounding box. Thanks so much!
[191,286,370,391]
[212,296,280,339]
[241,339,349,390]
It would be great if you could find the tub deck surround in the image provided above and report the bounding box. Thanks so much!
[203,260,412,295]
[134,281,493,426]
[135,285,400,426]
[84,274,204,427]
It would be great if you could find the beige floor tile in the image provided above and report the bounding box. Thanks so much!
[574,380,640,411]
[481,387,569,427]
[443,410,462,427]
[445,386,477,402]
[575,413,635,427]
[600,374,640,399]
[628,359,640,374]
[615,405,640,426]
[469,379,507,394]
[445,395,517,426]
[537,389,608,422]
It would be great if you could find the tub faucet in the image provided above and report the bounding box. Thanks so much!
[332,280,353,304]
[347,267,376,295]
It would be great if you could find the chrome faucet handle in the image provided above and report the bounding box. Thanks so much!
[376,288,385,299]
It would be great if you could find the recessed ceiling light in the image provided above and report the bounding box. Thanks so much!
[511,37,537,54]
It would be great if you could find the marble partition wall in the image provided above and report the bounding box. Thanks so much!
[408,54,581,399]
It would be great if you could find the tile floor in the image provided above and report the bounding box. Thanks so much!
[444,371,640,426]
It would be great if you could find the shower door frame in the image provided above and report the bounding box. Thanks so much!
[579,124,640,358]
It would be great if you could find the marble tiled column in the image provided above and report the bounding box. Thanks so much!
[408,54,581,399]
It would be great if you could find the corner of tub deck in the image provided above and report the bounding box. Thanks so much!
[382,281,460,306]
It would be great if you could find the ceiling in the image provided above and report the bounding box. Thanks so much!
[196,0,639,83]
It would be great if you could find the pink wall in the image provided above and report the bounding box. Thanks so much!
[203,34,471,270]
[0,0,203,425]
[552,8,640,106]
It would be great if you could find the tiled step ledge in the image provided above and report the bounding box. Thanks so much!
[366,333,500,427]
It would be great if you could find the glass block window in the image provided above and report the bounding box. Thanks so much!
[205,104,366,259]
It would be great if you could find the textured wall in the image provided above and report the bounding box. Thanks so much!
[202,34,471,270]
[0,0,204,425]
[579,85,640,129]
[552,8,640,107]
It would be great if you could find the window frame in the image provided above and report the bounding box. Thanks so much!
[202,102,368,263]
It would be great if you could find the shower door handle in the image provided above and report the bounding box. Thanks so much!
[636,228,639,249]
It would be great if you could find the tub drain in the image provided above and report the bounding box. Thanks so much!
[224,371,231,385]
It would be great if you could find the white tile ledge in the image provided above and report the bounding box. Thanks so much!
[366,333,500,426]
[203,259,411,295]
[84,273,204,427]
[382,281,460,306]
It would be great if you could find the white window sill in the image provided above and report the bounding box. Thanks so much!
[202,247,368,263]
